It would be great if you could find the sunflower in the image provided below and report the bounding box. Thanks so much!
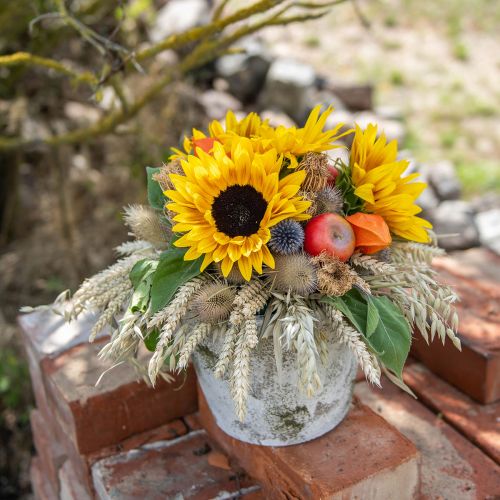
[172,106,349,168]
[350,124,432,243]
[166,138,311,280]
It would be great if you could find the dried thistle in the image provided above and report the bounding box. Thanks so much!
[267,253,317,295]
[191,281,236,323]
[152,159,184,191]
[269,220,304,255]
[312,253,355,297]
[299,152,329,192]
[312,186,343,215]
[123,204,171,248]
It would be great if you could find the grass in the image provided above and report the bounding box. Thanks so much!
[456,161,500,196]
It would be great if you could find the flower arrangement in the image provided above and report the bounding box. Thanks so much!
[68,106,460,422]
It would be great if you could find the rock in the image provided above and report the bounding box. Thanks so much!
[309,89,346,112]
[330,83,374,111]
[216,37,271,103]
[149,0,210,43]
[375,105,404,121]
[325,109,355,146]
[198,90,242,120]
[354,112,406,144]
[429,200,480,251]
[475,209,500,255]
[426,160,462,201]
[416,184,440,214]
[260,109,296,128]
[64,101,102,126]
[258,58,316,124]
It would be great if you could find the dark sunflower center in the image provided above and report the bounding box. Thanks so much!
[211,185,267,237]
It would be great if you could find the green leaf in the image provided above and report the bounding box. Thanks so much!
[146,166,165,210]
[150,245,203,313]
[129,259,158,313]
[325,289,411,378]
[129,259,158,288]
[144,328,161,352]
[366,298,380,337]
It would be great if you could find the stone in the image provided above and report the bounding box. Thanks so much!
[198,89,242,120]
[64,101,102,127]
[259,109,296,128]
[330,83,374,111]
[353,112,406,144]
[325,109,355,146]
[412,248,500,404]
[91,430,262,499]
[310,88,346,112]
[429,200,480,250]
[216,38,271,103]
[426,160,462,201]
[404,363,500,463]
[258,58,316,124]
[30,457,58,500]
[42,339,198,455]
[149,0,210,43]
[198,388,420,499]
[416,183,440,214]
[59,460,93,500]
[355,381,500,499]
[30,410,67,493]
[475,208,500,255]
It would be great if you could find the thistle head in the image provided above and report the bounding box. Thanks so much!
[152,159,184,191]
[313,186,344,215]
[269,220,305,255]
[191,281,237,323]
[311,252,355,296]
[299,152,329,192]
[266,253,317,295]
[123,204,171,248]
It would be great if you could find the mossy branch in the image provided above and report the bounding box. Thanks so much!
[0,52,98,86]
[0,0,343,152]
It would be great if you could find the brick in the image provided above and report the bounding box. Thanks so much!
[184,412,203,431]
[355,380,500,499]
[91,429,262,500]
[59,459,93,500]
[198,387,420,499]
[30,457,58,500]
[42,338,197,454]
[19,309,109,425]
[412,248,500,404]
[404,363,500,464]
[57,417,188,494]
[30,410,67,493]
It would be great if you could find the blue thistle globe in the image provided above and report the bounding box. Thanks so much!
[269,220,305,255]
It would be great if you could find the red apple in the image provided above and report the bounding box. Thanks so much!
[326,164,339,186]
[304,213,355,262]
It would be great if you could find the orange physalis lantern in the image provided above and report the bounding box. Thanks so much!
[346,213,392,255]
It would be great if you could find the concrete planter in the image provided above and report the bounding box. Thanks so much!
[192,332,357,446]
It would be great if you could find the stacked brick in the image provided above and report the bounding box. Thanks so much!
[20,248,500,499]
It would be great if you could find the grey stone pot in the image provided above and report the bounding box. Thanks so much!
[192,333,357,446]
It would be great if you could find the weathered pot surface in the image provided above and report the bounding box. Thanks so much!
[192,332,357,446]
